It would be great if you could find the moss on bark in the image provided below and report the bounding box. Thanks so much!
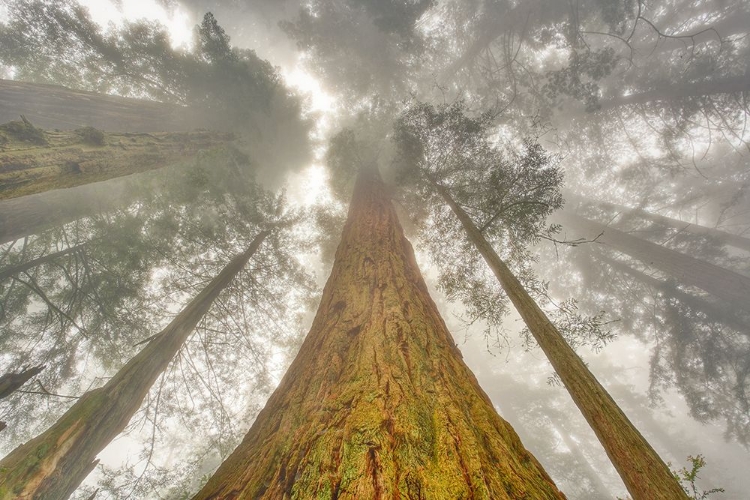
[193,167,565,499]
[0,123,231,200]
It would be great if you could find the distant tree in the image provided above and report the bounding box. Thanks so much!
[555,211,750,312]
[0,365,44,400]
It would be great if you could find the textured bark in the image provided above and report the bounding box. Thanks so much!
[432,182,687,500]
[0,79,190,132]
[568,193,750,252]
[0,246,82,282]
[598,75,750,110]
[193,167,564,499]
[0,366,44,400]
[0,124,231,200]
[0,231,269,500]
[556,211,750,312]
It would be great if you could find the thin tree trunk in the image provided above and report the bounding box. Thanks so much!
[0,125,230,200]
[0,176,133,245]
[0,231,269,500]
[193,167,564,499]
[0,366,45,400]
[431,181,687,500]
[594,251,750,334]
[556,210,750,312]
[568,193,750,252]
[598,75,750,110]
[0,246,82,282]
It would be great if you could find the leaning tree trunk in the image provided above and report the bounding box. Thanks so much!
[598,75,750,110]
[0,245,82,282]
[567,193,750,252]
[193,166,565,499]
[431,182,688,500]
[0,231,269,500]
[0,79,190,132]
[556,210,750,312]
[0,177,132,245]
[594,250,750,334]
[0,366,44,400]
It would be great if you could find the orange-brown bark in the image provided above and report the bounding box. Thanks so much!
[193,167,565,499]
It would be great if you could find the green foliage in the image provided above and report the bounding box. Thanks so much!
[618,455,725,500]
[543,48,618,111]
[393,100,563,247]
[0,2,296,131]
[674,455,725,500]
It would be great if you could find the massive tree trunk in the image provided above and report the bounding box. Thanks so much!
[555,211,750,312]
[0,120,230,200]
[193,167,564,499]
[0,79,191,132]
[431,181,687,500]
[0,366,44,400]
[0,231,269,500]
[598,75,750,110]
[567,193,750,252]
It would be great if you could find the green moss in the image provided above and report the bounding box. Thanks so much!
[74,126,105,146]
[0,115,47,145]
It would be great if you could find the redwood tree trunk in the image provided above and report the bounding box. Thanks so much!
[0,231,269,500]
[432,182,687,500]
[556,210,750,312]
[0,126,230,200]
[0,79,189,132]
[193,167,565,499]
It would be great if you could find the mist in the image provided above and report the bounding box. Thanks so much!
[0,0,748,498]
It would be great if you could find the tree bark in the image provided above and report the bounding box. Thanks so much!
[556,210,750,312]
[598,75,750,110]
[432,181,687,500]
[568,193,750,252]
[0,79,190,132]
[0,246,82,282]
[193,167,565,499]
[0,124,231,200]
[0,231,269,500]
[0,366,44,400]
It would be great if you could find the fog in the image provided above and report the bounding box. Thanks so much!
[0,0,748,498]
